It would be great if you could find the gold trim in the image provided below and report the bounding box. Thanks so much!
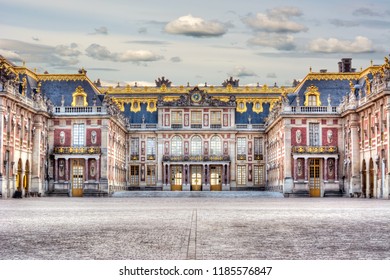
[236,101,247,113]
[38,74,87,82]
[71,86,88,107]
[304,85,321,106]
[146,100,157,113]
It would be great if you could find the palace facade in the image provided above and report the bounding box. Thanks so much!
[1,55,390,198]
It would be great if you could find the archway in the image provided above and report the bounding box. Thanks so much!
[362,159,367,197]
[369,158,374,198]
[24,160,30,193]
[16,159,23,191]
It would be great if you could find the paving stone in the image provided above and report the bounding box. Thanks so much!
[0,196,389,259]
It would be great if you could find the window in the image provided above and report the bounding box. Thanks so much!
[210,136,222,155]
[254,165,264,185]
[171,136,182,156]
[131,138,139,159]
[191,136,202,155]
[73,124,85,146]
[171,111,182,128]
[237,165,246,185]
[130,165,139,186]
[254,137,263,159]
[147,138,156,156]
[211,111,221,128]
[308,95,317,106]
[146,165,156,186]
[309,123,320,146]
[237,137,247,155]
[191,111,202,128]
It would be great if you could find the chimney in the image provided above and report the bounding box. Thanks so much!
[320,69,327,73]
[339,58,352,72]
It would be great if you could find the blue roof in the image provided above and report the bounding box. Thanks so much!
[41,80,102,106]
[235,102,270,124]
[292,79,350,106]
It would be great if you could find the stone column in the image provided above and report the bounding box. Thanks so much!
[65,158,69,181]
[96,158,100,182]
[293,157,297,181]
[324,158,328,181]
[55,158,59,182]
[31,115,43,194]
[350,113,361,194]
[335,158,338,181]
[226,163,230,187]
[183,164,190,191]
[304,158,308,181]
[85,158,89,182]
[283,121,293,193]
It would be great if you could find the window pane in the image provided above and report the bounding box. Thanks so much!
[131,138,139,156]
[237,137,247,154]
[237,165,246,185]
[191,136,202,155]
[147,138,156,155]
[210,136,222,155]
[171,136,182,155]
[211,111,221,125]
[254,137,263,155]
[73,124,85,146]
[191,111,202,124]
[171,111,182,124]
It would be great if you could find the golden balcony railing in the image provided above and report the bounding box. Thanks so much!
[292,146,338,154]
[54,146,101,154]
[163,155,230,162]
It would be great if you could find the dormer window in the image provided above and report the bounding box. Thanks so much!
[304,85,321,106]
[71,86,88,107]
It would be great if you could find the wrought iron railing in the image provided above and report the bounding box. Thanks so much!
[54,146,101,154]
[163,155,230,162]
[292,146,338,154]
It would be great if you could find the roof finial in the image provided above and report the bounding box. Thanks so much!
[309,66,312,72]
[370,59,373,66]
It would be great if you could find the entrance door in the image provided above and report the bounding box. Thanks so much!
[191,166,202,191]
[171,166,183,191]
[72,159,84,197]
[210,166,222,191]
[309,159,321,197]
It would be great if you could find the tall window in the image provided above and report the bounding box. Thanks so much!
[171,136,183,155]
[237,137,247,155]
[130,165,139,186]
[191,111,202,128]
[237,165,246,185]
[210,136,222,155]
[211,111,221,128]
[131,138,139,159]
[254,165,264,185]
[254,137,263,158]
[73,123,85,146]
[191,136,202,155]
[147,138,156,156]
[309,123,320,146]
[171,111,182,128]
[146,165,156,186]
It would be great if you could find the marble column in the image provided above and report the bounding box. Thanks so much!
[324,158,328,181]
[304,158,308,181]
[55,158,59,182]
[85,158,89,182]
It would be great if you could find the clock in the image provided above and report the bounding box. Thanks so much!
[191,92,202,103]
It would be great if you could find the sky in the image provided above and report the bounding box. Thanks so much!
[0,0,389,87]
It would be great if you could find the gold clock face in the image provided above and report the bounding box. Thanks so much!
[191,92,202,102]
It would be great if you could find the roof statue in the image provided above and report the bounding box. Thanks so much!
[155,76,172,87]
[222,77,239,87]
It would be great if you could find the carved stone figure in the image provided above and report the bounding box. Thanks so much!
[327,129,333,143]
[59,131,65,145]
[59,160,64,177]
[91,130,97,144]
[297,159,303,176]
[296,129,302,144]
[90,160,96,177]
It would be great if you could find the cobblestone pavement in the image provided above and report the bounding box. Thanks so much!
[1,196,390,260]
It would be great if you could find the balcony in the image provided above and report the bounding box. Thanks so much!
[171,124,183,129]
[237,154,247,160]
[130,155,139,161]
[288,106,338,114]
[162,155,230,162]
[54,106,105,115]
[147,154,156,160]
[292,146,338,154]
[54,146,101,154]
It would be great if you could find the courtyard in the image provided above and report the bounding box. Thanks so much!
[1,194,390,260]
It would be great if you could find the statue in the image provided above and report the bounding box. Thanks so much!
[91,130,97,144]
[327,130,333,143]
[296,129,302,144]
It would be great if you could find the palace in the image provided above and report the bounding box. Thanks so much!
[1,55,390,199]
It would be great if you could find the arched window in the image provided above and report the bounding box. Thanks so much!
[191,136,202,155]
[210,136,222,155]
[304,85,321,106]
[171,136,182,156]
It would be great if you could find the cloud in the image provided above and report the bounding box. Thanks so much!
[352,7,388,17]
[0,39,80,66]
[309,36,375,53]
[267,73,277,79]
[243,7,308,33]
[228,66,257,78]
[248,33,296,50]
[138,27,147,34]
[0,49,23,62]
[94,26,108,35]
[329,19,359,27]
[164,15,227,37]
[32,37,40,41]
[126,40,168,45]
[170,56,181,63]
[85,43,163,62]
[55,43,81,57]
